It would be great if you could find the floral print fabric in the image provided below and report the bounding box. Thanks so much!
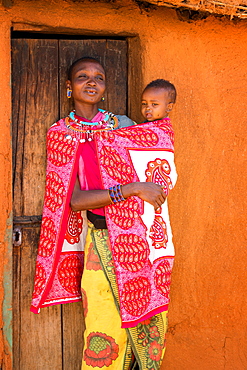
[81,223,167,369]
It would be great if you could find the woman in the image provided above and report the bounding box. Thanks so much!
[68,58,167,214]
[31,57,175,370]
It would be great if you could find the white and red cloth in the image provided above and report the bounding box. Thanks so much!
[31,118,177,328]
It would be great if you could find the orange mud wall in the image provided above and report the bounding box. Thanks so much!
[0,0,246,368]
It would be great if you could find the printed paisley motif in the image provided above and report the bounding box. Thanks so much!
[64,209,83,244]
[115,127,159,147]
[100,145,134,184]
[108,198,140,230]
[38,217,56,257]
[45,171,66,212]
[99,130,115,144]
[47,131,76,167]
[145,158,173,195]
[154,259,172,298]
[149,215,168,249]
[122,276,151,316]
[58,255,83,294]
[113,233,149,272]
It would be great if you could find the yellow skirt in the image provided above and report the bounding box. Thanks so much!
[81,222,168,370]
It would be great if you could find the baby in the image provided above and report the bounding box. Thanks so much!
[141,79,176,122]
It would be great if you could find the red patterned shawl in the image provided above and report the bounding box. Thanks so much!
[31,118,177,328]
[30,120,85,313]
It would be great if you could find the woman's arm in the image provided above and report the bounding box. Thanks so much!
[71,177,166,212]
[71,177,112,211]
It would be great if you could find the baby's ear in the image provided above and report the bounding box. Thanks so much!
[167,102,174,112]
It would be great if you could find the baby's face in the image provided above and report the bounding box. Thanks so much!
[141,87,172,121]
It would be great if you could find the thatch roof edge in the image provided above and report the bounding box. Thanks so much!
[145,0,247,19]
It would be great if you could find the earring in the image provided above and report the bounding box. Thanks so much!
[101,96,105,102]
[67,88,72,99]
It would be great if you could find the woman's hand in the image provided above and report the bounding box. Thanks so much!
[71,178,166,212]
[122,182,166,211]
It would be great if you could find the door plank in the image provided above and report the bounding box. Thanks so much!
[12,38,59,216]
[12,232,21,369]
[15,226,63,370]
[104,39,127,115]
[62,302,85,370]
[12,38,63,369]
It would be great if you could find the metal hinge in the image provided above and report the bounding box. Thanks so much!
[13,227,22,247]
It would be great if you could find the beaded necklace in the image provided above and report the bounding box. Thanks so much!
[64,109,119,142]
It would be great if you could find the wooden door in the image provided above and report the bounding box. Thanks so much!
[12,36,128,370]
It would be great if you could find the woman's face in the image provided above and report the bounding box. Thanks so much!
[67,60,106,106]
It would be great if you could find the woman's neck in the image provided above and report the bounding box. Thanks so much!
[73,104,99,120]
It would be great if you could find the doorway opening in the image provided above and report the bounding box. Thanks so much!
[11,32,128,369]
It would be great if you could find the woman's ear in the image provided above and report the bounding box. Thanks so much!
[66,80,72,89]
